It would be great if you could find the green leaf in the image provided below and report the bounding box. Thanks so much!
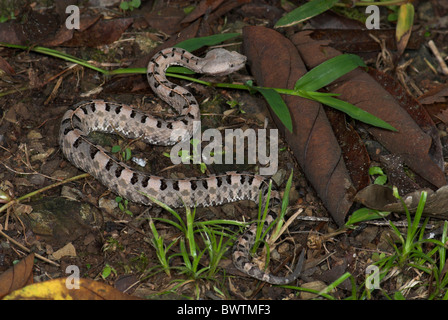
[250,86,293,133]
[175,33,241,52]
[131,0,141,8]
[275,0,340,28]
[183,5,196,15]
[102,265,113,279]
[294,54,366,91]
[124,147,132,161]
[394,291,406,300]
[396,3,414,43]
[120,2,129,10]
[368,166,384,176]
[345,208,390,227]
[111,145,121,153]
[374,175,387,185]
[303,92,397,131]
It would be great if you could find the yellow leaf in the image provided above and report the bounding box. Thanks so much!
[396,3,414,56]
[3,278,139,300]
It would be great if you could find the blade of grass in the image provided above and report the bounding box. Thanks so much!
[294,54,366,91]
[301,91,397,131]
[345,208,390,227]
[185,206,197,259]
[174,33,241,52]
[251,86,293,133]
[275,0,340,28]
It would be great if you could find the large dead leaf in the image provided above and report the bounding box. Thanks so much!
[307,29,423,53]
[60,18,133,47]
[243,26,355,226]
[0,254,34,299]
[418,84,448,124]
[291,31,446,190]
[355,184,448,219]
[180,0,226,24]
[143,7,185,35]
[0,9,131,48]
[132,0,249,69]
[3,278,138,300]
[325,108,370,192]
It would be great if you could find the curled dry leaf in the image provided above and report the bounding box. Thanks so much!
[0,254,34,299]
[292,31,446,190]
[354,184,448,219]
[243,26,355,226]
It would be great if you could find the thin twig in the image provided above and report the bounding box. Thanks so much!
[0,225,60,267]
[0,173,90,214]
[428,40,448,75]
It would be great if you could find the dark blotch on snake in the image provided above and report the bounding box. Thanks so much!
[141,176,149,188]
[73,137,82,148]
[89,146,99,159]
[115,166,124,178]
[105,159,113,171]
[131,173,139,185]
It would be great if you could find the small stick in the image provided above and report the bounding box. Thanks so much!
[0,225,60,267]
[428,40,448,75]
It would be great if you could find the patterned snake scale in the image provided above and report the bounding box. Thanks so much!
[60,47,304,284]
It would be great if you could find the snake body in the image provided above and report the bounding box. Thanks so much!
[60,47,303,284]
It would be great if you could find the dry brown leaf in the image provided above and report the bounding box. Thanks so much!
[243,26,355,226]
[354,184,448,219]
[292,31,446,190]
[0,254,34,299]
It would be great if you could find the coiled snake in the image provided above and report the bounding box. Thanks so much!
[59,47,304,284]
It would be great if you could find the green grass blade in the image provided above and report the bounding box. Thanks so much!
[185,206,197,259]
[252,87,293,133]
[140,193,187,231]
[175,33,241,52]
[0,42,109,74]
[410,191,427,239]
[275,0,340,28]
[280,285,335,300]
[345,208,390,227]
[294,54,366,91]
[279,170,293,227]
[302,92,397,131]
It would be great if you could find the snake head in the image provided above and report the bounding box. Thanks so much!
[201,49,247,76]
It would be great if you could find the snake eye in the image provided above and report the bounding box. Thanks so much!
[230,64,234,68]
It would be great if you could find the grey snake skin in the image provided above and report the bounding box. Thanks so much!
[59,47,304,284]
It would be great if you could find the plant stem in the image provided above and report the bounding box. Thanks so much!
[0,173,90,214]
